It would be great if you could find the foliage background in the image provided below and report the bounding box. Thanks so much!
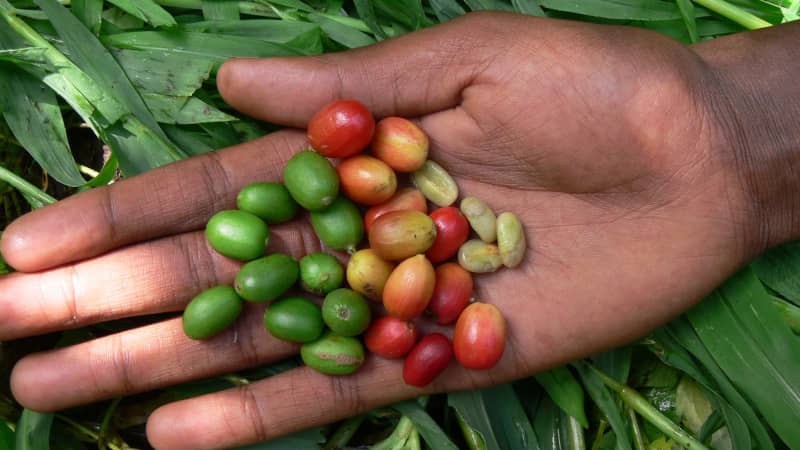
[1,0,799,449]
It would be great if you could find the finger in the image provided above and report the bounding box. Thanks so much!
[0,222,321,341]
[146,355,518,450]
[10,312,297,412]
[216,12,506,127]
[0,130,307,273]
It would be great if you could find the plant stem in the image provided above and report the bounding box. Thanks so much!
[407,427,421,450]
[586,363,709,450]
[0,165,56,207]
[98,398,121,450]
[79,165,100,178]
[223,375,251,386]
[566,415,587,450]
[0,5,54,49]
[773,298,800,334]
[371,416,414,450]
[692,0,772,29]
[589,420,607,450]
[455,410,487,450]
[323,414,365,450]
[628,407,647,450]
[57,415,124,450]
[57,414,98,440]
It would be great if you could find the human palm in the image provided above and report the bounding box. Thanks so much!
[1,12,752,450]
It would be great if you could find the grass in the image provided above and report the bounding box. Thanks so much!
[1,0,799,449]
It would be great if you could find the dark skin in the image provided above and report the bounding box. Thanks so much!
[1,12,799,450]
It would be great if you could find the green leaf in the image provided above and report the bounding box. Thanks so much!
[512,0,546,16]
[354,0,388,39]
[448,390,502,450]
[111,48,214,96]
[687,268,800,448]
[143,93,236,124]
[163,123,217,156]
[593,347,633,384]
[574,363,633,450]
[203,0,240,20]
[179,19,324,53]
[428,0,467,21]
[773,296,800,334]
[0,421,14,450]
[0,164,56,207]
[660,321,768,450]
[0,63,85,186]
[233,428,325,449]
[540,0,687,20]
[530,392,561,450]
[675,0,700,42]
[103,30,306,64]
[15,409,54,450]
[482,383,540,450]
[535,367,589,428]
[307,12,376,48]
[79,152,118,191]
[696,409,724,444]
[374,0,431,30]
[675,377,714,434]
[72,0,104,35]
[528,387,584,450]
[106,0,177,27]
[34,0,178,147]
[199,121,240,147]
[394,400,459,450]
[752,241,800,306]
[258,0,314,12]
[463,0,515,11]
[180,19,319,42]
[0,46,181,176]
[101,6,145,31]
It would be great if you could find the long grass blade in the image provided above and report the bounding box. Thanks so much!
[72,0,104,35]
[394,400,460,450]
[111,48,214,96]
[306,12,376,48]
[0,63,84,186]
[448,390,502,450]
[106,0,177,27]
[584,363,708,450]
[103,30,307,63]
[752,241,800,306]
[535,367,589,428]
[676,0,700,41]
[428,0,467,21]
[203,0,240,20]
[574,363,633,450]
[35,0,182,152]
[540,0,694,20]
[512,0,546,16]
[650,329,754,450]
[15,409,54,450]
[691,0,773,27]
[687,269,800,447]
[0,164,56,207]
[143,94,236,124]
[481,383,539,449]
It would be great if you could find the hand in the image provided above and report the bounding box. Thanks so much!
[0,11,778,450]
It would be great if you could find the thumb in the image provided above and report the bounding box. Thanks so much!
[216,13,498,127]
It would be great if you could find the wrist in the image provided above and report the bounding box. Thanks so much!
[692,23,800,256]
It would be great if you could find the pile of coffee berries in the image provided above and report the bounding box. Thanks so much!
[181,99,526,387]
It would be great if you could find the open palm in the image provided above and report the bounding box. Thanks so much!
[1,12,754,450]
